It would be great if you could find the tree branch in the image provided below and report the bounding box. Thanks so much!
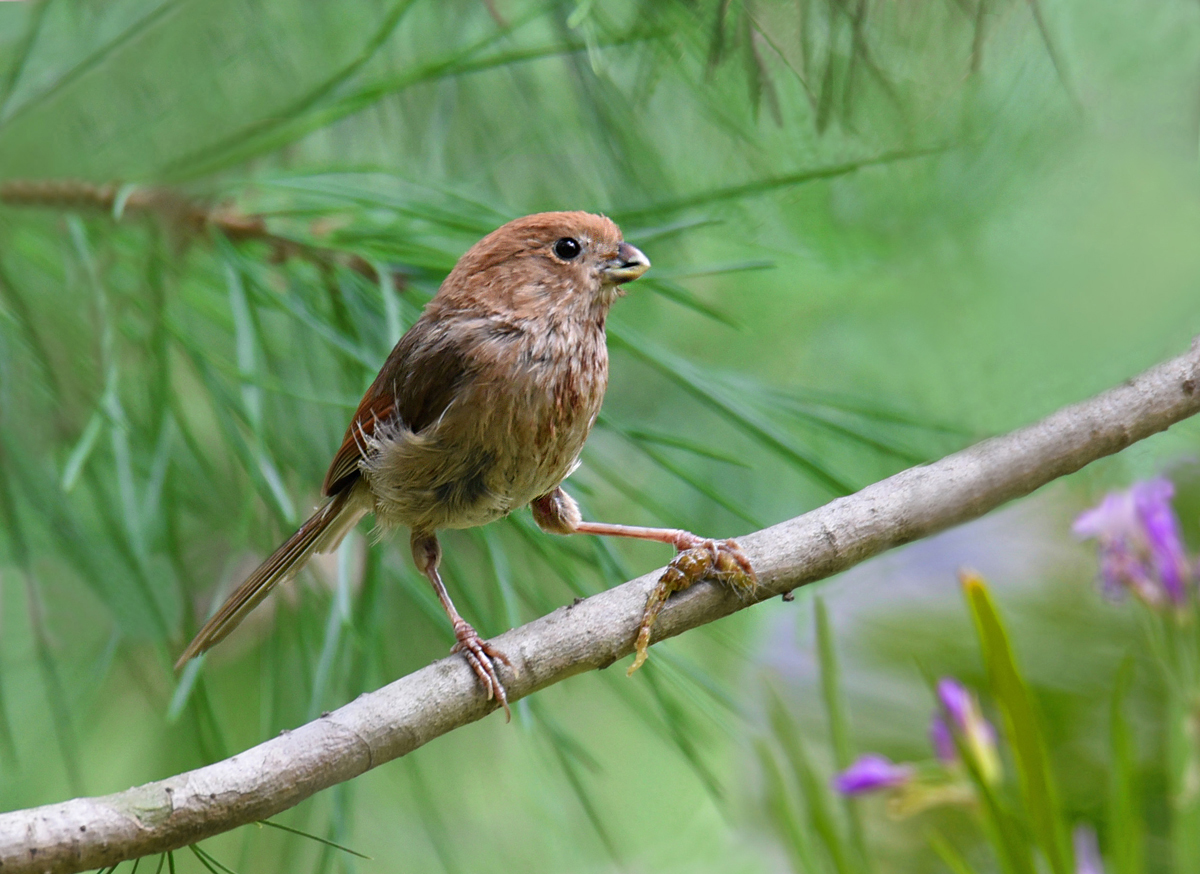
[4,339,1200,874]
[0,179,387,285]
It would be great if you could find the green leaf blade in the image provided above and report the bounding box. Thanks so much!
[962,572,1071,874]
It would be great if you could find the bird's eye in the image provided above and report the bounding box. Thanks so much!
[553,237,582,260]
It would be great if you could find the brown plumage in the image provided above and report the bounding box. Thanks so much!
[177,210,754,716]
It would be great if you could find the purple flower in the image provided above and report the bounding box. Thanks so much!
[1134,479,1190,602]
[929,678,1000,783]
[930,677,973,763]
[831,754,913,795]
[930,715,956,763]
[1073,825,1105,874]
[937,678,973,727]
[1074,477,1192,606]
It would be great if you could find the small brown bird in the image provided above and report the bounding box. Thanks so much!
[177,211,754,715]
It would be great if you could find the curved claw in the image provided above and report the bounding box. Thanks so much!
[628,538,757,676]
[452,621,513,721]
[707,538,756,583]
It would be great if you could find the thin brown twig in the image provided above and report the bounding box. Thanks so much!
[0,179,385,285]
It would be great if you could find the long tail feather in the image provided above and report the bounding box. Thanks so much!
[175,486,365,669]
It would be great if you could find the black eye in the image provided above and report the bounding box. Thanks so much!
[554,237,582,260]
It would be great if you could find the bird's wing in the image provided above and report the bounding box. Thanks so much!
[322,317,477,496]
[323,376,398,496]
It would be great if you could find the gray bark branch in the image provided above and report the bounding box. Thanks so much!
[4,339,1200,874]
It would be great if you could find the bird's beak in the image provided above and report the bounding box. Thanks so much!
[603,242,650,284]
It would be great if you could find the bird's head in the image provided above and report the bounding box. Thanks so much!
[435,211,650,320]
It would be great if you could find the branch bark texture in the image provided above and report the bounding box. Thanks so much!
[4,340,1200,874]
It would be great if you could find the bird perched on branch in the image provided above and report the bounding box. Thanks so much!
[176,211,755,716]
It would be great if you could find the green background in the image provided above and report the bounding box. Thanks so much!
[0,0,1198,871]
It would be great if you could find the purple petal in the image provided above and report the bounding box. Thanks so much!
[937,678,972,730]
[1073,825,1105,874]
[1100,544,1162,606]
[831,754,913,795]
[1133,478,1191,603]
[1073,492,1136,541]
[1096,546,1128,601]
[1132,477,1175,507]
[929,716,956,763]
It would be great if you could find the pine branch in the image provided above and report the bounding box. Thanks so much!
[2,339,1199,874]
[0,179,385,283]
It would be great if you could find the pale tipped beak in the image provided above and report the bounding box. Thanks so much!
[603,242,650,284]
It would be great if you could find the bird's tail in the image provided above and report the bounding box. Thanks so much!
[174,484,368,669]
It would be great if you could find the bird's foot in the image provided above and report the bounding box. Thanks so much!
[451,620,513,721]
[628,537,756,676]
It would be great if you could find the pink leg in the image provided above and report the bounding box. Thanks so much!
[531,489,756,674]
[412,532,512,720]
[574,521,723,552]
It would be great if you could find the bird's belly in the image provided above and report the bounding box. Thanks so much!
[361,391,597,534]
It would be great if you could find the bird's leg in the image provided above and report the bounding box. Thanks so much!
[531,488,756,675]
[411,532,512,720]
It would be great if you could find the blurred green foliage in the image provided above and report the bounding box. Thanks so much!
[0,0,1199,871]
